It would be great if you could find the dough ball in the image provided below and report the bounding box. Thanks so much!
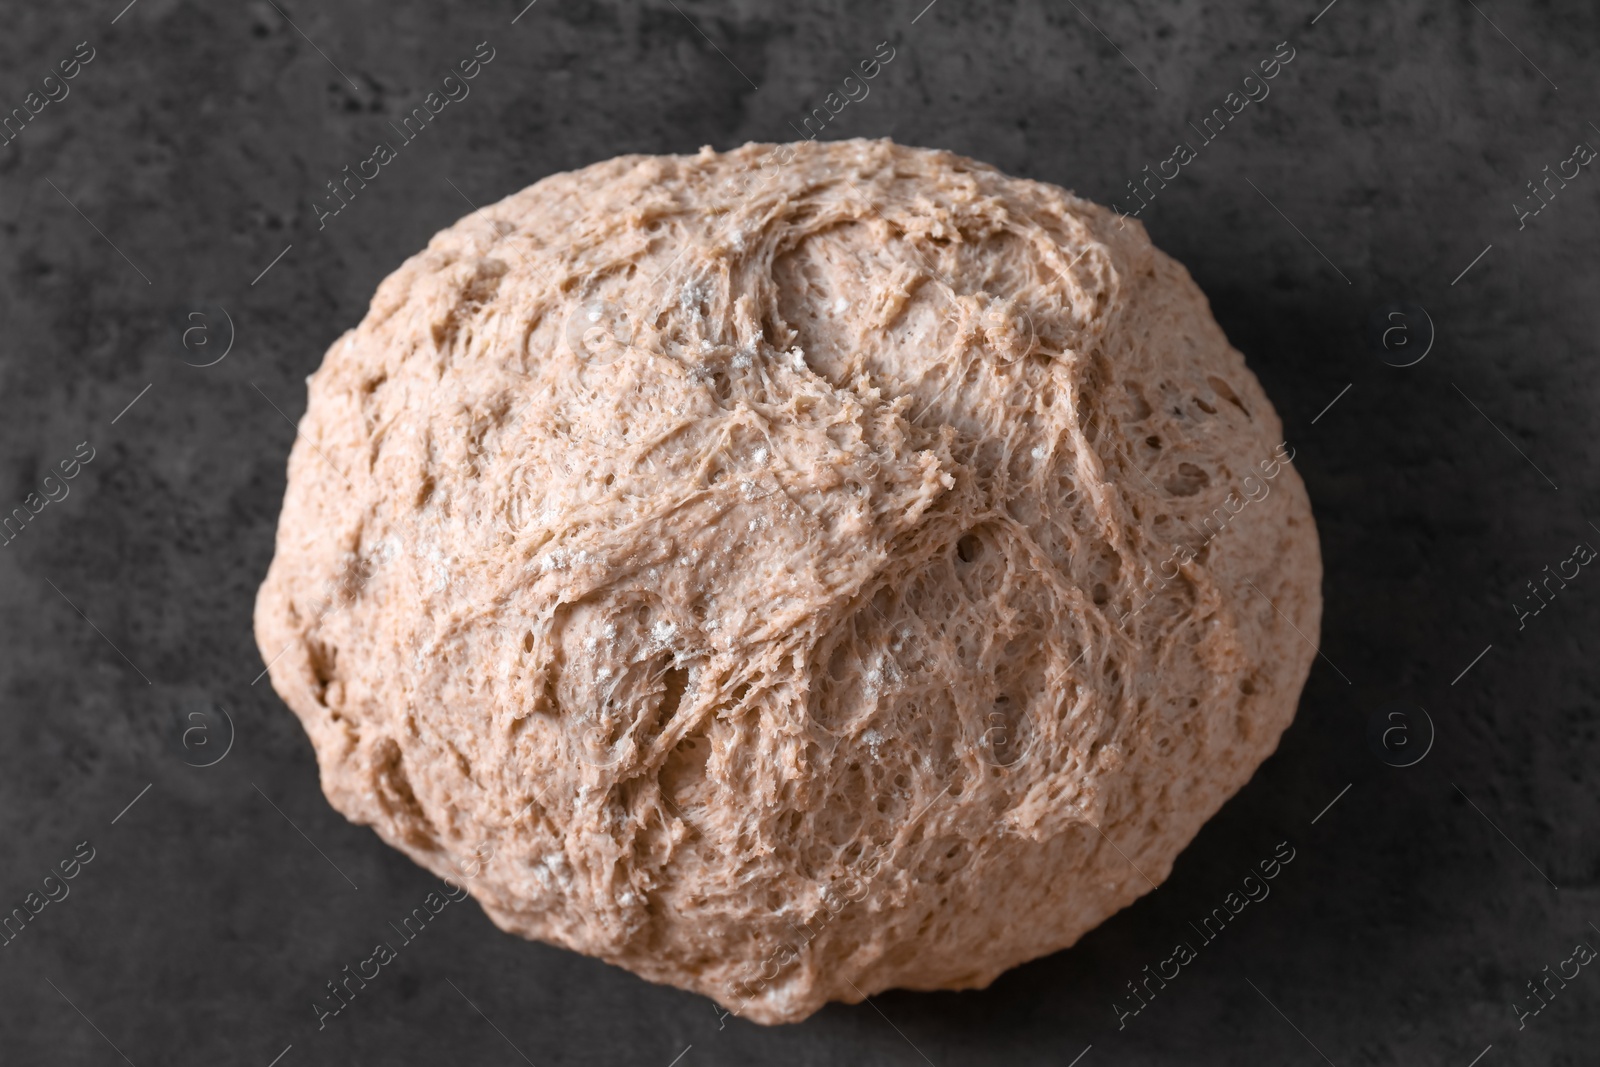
[254,139,1321,1024]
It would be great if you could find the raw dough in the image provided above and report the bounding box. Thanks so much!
[254,138,1321,1024]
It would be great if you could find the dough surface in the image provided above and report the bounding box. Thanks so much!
[254,138,1321,1024]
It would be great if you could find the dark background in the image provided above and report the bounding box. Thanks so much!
[1,0,1596,1063]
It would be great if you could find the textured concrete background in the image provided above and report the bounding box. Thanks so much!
[1,0,1596,1063]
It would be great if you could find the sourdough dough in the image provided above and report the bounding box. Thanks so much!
[255,138,1321,1024]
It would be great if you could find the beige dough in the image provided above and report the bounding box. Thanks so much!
[254,138,1321,1024]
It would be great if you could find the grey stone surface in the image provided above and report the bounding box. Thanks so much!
[0,0,1595,1063]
